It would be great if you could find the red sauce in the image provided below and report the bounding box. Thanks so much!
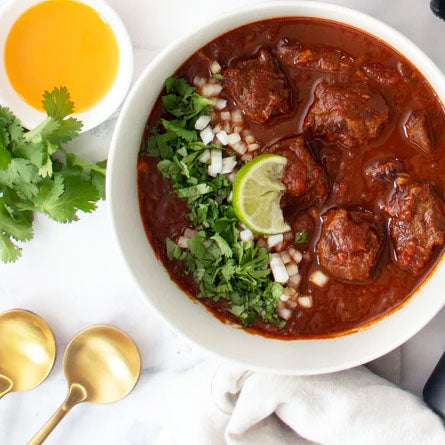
[137,18,445,338]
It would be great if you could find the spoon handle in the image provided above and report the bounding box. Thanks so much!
[28,383,87,445]
[0,374,13,400]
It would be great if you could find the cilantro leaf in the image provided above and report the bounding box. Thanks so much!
[0,233,22,263]
[0,87,106,262]
[294,230,310,243]
[31,174,98,223]
[42,87,74,119]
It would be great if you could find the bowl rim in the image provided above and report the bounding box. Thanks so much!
[107,0,445,374]
[0,0,134,132]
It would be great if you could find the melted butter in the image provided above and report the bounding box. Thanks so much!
[4,0,119,113]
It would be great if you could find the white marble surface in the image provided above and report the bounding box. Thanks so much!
[0,0,444,443]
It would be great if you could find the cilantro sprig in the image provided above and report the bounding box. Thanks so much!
[0,87,106,262]
[142,77,284,327]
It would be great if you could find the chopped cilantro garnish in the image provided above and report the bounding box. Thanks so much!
[0,87,106,262]
[294,231,310,243]
[213,73,224,80]
[142,77,285,327]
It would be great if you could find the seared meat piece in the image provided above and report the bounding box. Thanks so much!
[385,181,445,273]
[365,159,403,183]
[223,49,291,123]
[275,41,355,72]
[404,111,434,153]
[267,136,329,206]
[304,82,390,148]
[361,63,401,87]
[316,208,382,282]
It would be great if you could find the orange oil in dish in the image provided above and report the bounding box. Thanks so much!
[4,0,119,113]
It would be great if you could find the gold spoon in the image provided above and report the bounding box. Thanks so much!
[28,325,142,445]
[0,309,56,400]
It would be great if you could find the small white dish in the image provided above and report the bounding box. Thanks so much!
[108,1,445,375]
[0,0,133,131]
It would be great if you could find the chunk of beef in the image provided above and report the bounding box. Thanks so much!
[404,111,434,153]
[316,208,382,282]
[223,49,291,123]
[365,159,403,183]
[385,182,445,273]
[267,136,329,206]
[303,82,390,148]
[275,41,355,72]
[361,63,401,87]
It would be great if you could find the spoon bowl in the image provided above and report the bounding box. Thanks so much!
[29,325,141,444]
[63,325,142,404]
[0,309,56,399]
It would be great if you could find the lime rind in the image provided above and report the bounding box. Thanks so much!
[233,154,291,235]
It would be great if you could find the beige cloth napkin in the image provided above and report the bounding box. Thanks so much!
[157,350,445,445]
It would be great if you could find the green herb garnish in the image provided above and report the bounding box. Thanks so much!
[213,73,224,80]
[0,87,105,262]
[143,77,285,327]
[294,231,310,243]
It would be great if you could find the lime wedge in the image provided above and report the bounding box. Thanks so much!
[233,154,291,235]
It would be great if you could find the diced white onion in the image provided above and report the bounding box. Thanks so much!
[245,134,256,144]
[212,123,222,133]
[232,109,243,123]
[284,286,297,296]
[201,83,223,97]
[223,122,232,133]
[177,236,189,249]
[280,251,292,264]
[228,172,237,183]
[277,303,292,320]
[241,152,252,161]
[267,234,284,248]
[288,273,302,289]
[280,293,290,302]
[233,125,243,134]
[198,149,211,163]
[233,142,247,155]
[287,300,298,309]
[193,76,206,87]
[269,254,289,284]
[195,115,211,130]
[297,295,313,309]
[200,126,214,145]
[288,248,303,264]
[274,242,284,252]
[210,61,221,74]
[227,132,241,145]
[222,156,237,174]
[247,143,260,152]
[208,149,222,177]
[310,270,330,288]
[285,262,299,276]
[240,229,254,242]
[221,111,231,121]
[216,131,228,146]
[227,191,233,203]
[184,228,195,239]
[213,98,227,110]
[233,142,247,156]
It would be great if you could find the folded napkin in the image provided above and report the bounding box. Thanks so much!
[157,351,445,445]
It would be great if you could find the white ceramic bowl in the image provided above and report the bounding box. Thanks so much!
[108,1,445,374]
[0,0,133,131]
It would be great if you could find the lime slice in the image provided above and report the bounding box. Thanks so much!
[233,154,291,235]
